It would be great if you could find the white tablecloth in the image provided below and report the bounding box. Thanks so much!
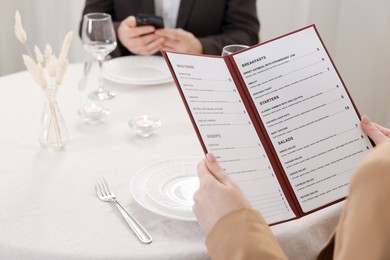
[0,63,343,260]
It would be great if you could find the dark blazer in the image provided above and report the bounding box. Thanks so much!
[81,0,260,56]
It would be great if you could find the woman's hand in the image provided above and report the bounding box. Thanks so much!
[361,115,390,145]
[193,153,251,233]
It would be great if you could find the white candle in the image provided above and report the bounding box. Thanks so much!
[85,102,103,114]
[136,117,154,128]
[129,115,161,137]
[78,103,110,125]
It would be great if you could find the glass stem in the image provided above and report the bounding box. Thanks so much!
[98,58,105,93]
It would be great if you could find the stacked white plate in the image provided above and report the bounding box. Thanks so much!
[103,56,173,85]
[130,157,201,221]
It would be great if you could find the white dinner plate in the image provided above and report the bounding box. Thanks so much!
[103,56,173,85]
[103,72,173,85]
[146,163,199,213]
[130,157,202,221]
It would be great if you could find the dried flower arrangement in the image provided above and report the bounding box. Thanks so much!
[14,10,73,89]
[14,10,73,150]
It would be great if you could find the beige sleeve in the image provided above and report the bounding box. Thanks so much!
[207,141,390,260]
[318,141,390,260]
[331,140,390,260]
[205,208,287,260]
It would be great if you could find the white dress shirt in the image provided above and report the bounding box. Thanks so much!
[154,0,181,28]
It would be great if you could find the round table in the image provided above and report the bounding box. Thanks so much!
[0,62,342,260]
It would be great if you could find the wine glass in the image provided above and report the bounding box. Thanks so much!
[81,13,117,101]
[221,44,249,56]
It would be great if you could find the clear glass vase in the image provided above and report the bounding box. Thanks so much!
[39,86,68,150]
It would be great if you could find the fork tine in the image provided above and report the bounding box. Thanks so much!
[100,177,111,195]
[95,179,103,197]
[102,176,112,195]
[96,177,107,197]
[96,176,112,197]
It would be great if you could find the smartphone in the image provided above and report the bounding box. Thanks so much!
[135,13,164,29]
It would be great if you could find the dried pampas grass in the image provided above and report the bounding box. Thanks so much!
[14,10,27,44]
[14,10,73,90]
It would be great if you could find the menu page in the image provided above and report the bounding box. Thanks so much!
[232,26,373,212]
[166,52,296,224]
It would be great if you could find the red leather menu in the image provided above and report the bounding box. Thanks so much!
[162,25,373,225]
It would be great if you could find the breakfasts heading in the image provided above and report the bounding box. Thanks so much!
[241,56,267,67]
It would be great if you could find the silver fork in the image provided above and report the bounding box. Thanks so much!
[95,177,152,244]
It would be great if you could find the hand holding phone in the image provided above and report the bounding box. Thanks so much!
[135,13,164,29]
[117,15,165,55]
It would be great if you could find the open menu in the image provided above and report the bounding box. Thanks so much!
[162,25,374,225]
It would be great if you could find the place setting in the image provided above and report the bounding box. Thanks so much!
[94,156,201,245]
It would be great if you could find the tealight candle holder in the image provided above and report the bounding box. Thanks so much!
[77,102,110,125]
[128,115,161,137]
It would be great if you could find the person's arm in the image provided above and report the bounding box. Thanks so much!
[317,115,390,259]
[206,208,288,260]
[193,154,287,260]
[155,0,259,55]
[332,115,390,259]
[198,0,260,55]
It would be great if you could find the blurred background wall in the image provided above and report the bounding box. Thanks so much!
[0,0,86,77]
[1,0,389,125]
